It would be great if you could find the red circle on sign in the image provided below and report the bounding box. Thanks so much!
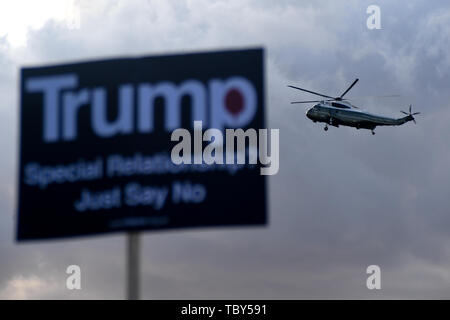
[225,89,244,117]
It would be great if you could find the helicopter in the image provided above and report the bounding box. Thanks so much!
[288,78,420,135]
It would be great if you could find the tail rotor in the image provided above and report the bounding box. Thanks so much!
[401,105,420,124]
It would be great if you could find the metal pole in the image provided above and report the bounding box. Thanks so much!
[127,231,140,300]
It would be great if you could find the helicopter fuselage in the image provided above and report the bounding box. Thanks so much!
[306,101,413,132]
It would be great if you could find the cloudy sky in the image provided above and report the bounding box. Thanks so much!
[1,0,450,299]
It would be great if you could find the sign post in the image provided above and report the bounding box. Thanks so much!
[127,232,140,300]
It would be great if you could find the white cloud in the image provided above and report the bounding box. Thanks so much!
[0,0,80,47]
[0,275,58,299]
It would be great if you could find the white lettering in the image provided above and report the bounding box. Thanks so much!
[26,75,258,143]
[26,74,78,142]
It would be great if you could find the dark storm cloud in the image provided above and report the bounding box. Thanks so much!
[1,0,450,298]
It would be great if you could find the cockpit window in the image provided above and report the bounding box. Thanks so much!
[331,102,350,109]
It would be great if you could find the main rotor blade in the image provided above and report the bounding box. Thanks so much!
[401,111,408,115]
[291,100,323,104]
[287,85,335,99]
[347,95,400,100]
[339,78,359,98]
[412,112,421,115]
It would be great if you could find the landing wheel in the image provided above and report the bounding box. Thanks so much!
[324,125,328,131]
[371,130,375,135]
